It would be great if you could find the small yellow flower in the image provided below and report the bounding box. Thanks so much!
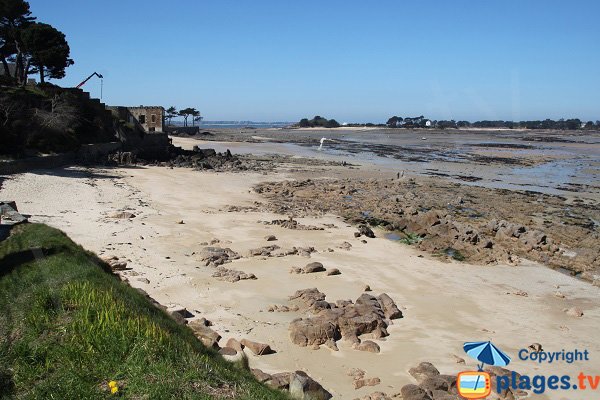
[111,386,119,394]
[108,380,118,389]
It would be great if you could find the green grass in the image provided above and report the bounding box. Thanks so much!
[398,232,422,245]
[0,224,288,399]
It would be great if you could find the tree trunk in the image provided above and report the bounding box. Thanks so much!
[14,40,23,83]
[1,57,10,77]
[21,59,31,87]
[39,65,44,84]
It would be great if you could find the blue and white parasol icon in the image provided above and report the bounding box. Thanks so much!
[463,341,511,371]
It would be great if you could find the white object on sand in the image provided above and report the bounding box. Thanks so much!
[318,137,328,151]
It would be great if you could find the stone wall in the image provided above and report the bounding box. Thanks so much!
[127,106,164,133]
[165,126,200,135]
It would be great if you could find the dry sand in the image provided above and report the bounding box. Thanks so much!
[2,163,600,399]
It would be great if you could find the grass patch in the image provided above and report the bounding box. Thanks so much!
[398,232,422,245]
[443,247,466,261]
[0,223,288,399]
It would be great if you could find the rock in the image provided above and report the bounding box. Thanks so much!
[528,343,543,353]
[377,293,403,319]
[240,339,274,355]
[430,391,459,400]
[326,268,341,276]
[289,371,333,400]
[303,262,326,273]
[198,246,240,267]
[554,291,566,298]
[247,244,280,257]
[353,340,380,353]
[338,241,353,250]
[400,384,432,400]
[168,310,188,325]
[288,289,399,350]
[420,376,450,392]
[109,211,136,219]
[218,347,237,356]
[167,306,193,319]
[176,220,184,224]
[189,320,221,348]
[353,377,381,389]
[288,318,340,350]
[353,392,392,400]
[266,372,291,390]
[225,338,244,352]
[409,362,440,384]
[265,235,277,241]
[363,285,371,292]
[220,347,246,363]
[251,368,272,383]
[565,306,584,317]
[212,267,257,282]
[358,225,376,238]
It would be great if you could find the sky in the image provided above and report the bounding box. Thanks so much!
[28,0,600,123]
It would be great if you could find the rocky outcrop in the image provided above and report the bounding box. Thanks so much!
[189,319,221,349]
[402,362,526,400]
[240,339,274,355]
[287,288,402,351]
[289,371,333,400]
[254,178,599,273]
[198,246,240,267]
[212,267,257,282]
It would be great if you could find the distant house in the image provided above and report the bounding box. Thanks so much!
[109,105,164,133]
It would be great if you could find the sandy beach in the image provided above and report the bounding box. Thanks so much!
[2,135,600,399]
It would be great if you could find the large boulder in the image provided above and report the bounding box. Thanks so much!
[303,262,326,273]
[189,320,221,349]
[353,340,380,353]
[408,362,440,384]
[377,293,403,319]
[289,317,340,350]
[288,289,401,350]
[240,339,274,355]
[289,371,333,400]
[400,384,432,400]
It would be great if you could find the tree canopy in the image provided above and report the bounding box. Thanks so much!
[0,0,73,85]
[297,116,340,128]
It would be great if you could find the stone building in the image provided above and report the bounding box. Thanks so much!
[109,105,164,133]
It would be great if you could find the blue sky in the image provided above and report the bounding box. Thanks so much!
[28,0,600,122]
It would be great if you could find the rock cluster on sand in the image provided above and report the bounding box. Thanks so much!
[100,255,129,271]
[401,362,527,400]
[254,178,599,272]
[211,267,257,282]
[265,217,324,231]
[198,246,240,267]
[290,262,327,274]
[348,368,381,389]
[287,288,402,351]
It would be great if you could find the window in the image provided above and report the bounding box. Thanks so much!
[149,127,155,132]
[139,114,146,124]
[151,114,156,123]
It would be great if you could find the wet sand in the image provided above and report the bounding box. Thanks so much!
[2,159,600,399]
[183,128,600,200]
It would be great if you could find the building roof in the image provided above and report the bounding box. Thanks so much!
[126,106,165,110]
